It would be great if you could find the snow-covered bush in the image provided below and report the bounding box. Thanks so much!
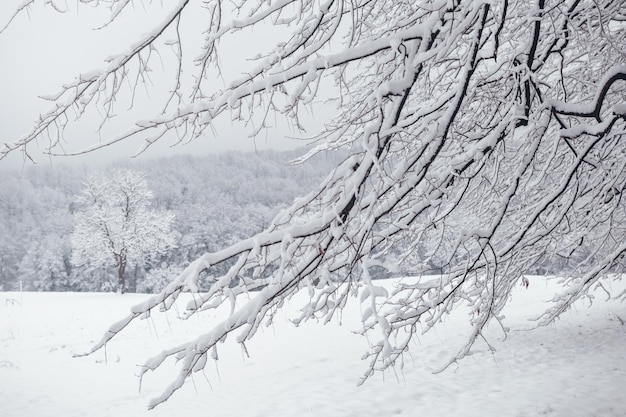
[138,263,184,294]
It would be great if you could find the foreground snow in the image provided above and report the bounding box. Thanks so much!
[1,276,624,417]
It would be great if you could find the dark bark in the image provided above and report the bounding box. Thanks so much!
[117,254,127,294]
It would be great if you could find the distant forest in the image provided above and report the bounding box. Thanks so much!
[0,149,345,292]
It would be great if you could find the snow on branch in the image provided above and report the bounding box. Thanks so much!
[6,0,626,408]
[549,65,626,120]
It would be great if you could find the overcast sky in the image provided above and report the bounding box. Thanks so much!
[0,1,326,171]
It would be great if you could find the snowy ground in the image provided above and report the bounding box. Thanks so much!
[1,276,625,417]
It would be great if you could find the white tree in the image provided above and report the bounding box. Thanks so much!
[2,0,626,408]
[71,169,177,294]
[18,236,71,291]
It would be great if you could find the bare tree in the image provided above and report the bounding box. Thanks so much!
[71,169,177,294]
[3,0,626,409]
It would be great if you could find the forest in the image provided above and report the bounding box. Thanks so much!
[0,148,344,293]
[0,144,593,295]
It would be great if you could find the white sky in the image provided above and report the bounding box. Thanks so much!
[0,1,327,170]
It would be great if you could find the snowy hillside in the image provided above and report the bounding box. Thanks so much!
[1,276,624,417]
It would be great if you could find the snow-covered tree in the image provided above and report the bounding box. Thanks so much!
[18,236,71,291]
[3,0,626,408]
[0,170,76,290]
[71,169,177,294]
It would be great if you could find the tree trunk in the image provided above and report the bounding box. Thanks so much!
[117,256,127,294]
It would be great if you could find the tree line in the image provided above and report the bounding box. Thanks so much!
[0,149,344,293]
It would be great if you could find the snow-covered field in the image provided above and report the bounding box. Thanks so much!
[1,276,624,417]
